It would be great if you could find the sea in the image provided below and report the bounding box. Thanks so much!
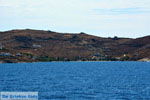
[0,61,150,100]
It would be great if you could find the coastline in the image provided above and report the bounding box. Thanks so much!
[0,60,149,64]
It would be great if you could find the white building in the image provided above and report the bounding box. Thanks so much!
[33,44,41,48]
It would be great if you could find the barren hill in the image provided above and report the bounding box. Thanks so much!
[0,29,149,63]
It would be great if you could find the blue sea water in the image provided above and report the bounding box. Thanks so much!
[0,61,150,100]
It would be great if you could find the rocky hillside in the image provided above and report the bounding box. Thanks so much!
[0,29,149,63]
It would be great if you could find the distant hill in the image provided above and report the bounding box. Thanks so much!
[0,29,150,63]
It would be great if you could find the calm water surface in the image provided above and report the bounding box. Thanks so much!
[0,61,150,100]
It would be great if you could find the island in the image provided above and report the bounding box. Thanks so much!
[0,29,150,63]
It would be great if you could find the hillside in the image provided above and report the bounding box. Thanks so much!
[0,29,150,63]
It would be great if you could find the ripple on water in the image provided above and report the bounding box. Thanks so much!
[0,62,150,100]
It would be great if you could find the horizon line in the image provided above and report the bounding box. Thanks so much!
[0,28,149,39]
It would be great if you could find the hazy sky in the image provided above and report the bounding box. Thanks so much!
[0,0,150,38]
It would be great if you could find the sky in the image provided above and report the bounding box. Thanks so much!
[0,0,150,38]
